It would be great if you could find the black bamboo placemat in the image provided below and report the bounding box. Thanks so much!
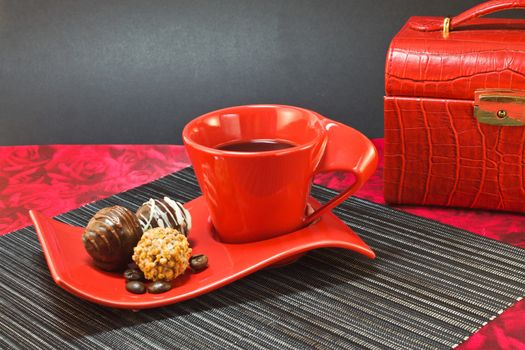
[1,167,524,350]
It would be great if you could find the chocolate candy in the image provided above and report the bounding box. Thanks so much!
[126,281,146,294]
[132,227,192,281]
[147,281,172,294]
[82,206,143,271]
[136,197,192,236]
[189,254,208,272]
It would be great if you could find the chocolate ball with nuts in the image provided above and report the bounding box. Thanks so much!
[132,227,192,281]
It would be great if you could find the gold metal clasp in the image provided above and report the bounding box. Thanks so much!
[443,17,451,38]
[474,89,525,126]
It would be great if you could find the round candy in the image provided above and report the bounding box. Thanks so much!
[136,197,192,236]
[132,227,192,282]
[82,206,143,271]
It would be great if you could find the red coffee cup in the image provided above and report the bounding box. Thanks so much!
[183,105,377,243]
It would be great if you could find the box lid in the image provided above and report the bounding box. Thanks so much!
[385,17,525,100]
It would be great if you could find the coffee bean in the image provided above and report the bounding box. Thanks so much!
[190,254,208,272]
[126,281,146,294]
[124,268,144,281]
[148,281,172,294]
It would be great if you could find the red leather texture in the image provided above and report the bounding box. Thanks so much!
[386,19,525,100]
[384,97,525,212]
[410,0,525,31]
[384,3,525,213]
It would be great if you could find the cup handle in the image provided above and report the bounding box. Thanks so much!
[304,117,378,225]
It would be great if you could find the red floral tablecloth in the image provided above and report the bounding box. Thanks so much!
[1,139,523,350]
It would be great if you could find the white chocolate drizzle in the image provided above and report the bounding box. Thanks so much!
[138,197,192,235]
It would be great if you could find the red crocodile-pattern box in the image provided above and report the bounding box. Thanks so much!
[384,3,525,213]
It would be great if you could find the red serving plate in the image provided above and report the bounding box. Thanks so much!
[30,196,375,309]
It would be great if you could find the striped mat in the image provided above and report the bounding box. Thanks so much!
[1,167,524,350]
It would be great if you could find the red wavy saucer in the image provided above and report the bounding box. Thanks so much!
[30,196,375,309]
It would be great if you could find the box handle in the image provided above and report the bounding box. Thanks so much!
[474,89,525,126]
[411,0,525,36]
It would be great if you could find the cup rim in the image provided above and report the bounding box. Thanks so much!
[182,104,326,157]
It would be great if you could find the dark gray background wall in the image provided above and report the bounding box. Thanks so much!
[0,0,518,145]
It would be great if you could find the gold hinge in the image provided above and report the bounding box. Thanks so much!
[474,89,525,126]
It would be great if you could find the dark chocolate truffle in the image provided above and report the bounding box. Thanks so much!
[136,197,192,236]
[82,206,143,271]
